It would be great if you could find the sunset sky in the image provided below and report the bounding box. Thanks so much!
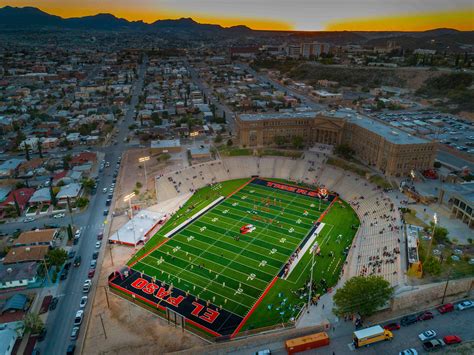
[3,0,474,31]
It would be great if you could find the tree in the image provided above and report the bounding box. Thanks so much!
[151,112,162,126]
[12,192,21,216]
[292,136,304,149]
[274,136,288,147]
[24,313,45,335]
[227,139,233,147]
[46,248,68,269]
[76,197,89,208]
[38,141,43,158]
[214,134,223,144]
[333,276,393,317]
[63,154,72,170]
[334,144,355,159]
[24,143,30,161]
[81,178,95,193]
[67,224,73,241]
[49,179,57,207]
[423,257,442,276]
[425,223,449,244]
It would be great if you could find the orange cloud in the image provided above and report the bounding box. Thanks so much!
[325,8,474,31]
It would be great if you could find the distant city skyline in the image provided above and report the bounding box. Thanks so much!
[4,1,474,31]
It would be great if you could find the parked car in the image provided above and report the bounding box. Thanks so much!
[443,335,462,345]
[83,279,92,293]
[80,296,88,308]
[67,250,76,259]
[74,310,84,326]
[37,329,47,342]
[97,233,103,240]
[456,300,474,310]
[401,314,418,326]
[95,241,101,249]
[418,311,434,321]
[49,297,58,311]
[103,209,109,216]
[23,217,35,223]
[399,349,418,355]
[423,339,445,352]
[437,303,454,314]
[88,269,95,278]
[90,260,97,269]
[53,213,65,219]
[92,251,99,260]
[418,330,437,341]
[384,323,400,331]
[70,326,80,340]
[60,270,69,280]
[66,344,76,354]
[64,262,72,270]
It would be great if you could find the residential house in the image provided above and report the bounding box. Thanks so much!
[28,188,51,206]
[70,152,97,167]
[0,262,38,290]
[3,245,49,264]
[0,188,35,218]
[14,229,58,247]
[56,183,82,205]
[0,159,25,178]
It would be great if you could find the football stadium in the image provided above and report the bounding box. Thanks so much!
[109,173,360,339]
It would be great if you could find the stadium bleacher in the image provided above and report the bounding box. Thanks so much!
[155,155,404,287]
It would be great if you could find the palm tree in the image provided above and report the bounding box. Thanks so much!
[24,313,45,335]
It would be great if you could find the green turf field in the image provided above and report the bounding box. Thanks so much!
[128,178,359,332]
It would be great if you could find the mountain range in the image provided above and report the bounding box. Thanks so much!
[0,6,251,32]
[0,6,472,49]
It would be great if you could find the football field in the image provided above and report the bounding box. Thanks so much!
[111,177,358,337]
[132,179,329,315]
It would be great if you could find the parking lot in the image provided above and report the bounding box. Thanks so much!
[375,111,474,155]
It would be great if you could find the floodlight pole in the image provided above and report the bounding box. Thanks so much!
[124,192,138,249]
[139,156,150,191]
[307,245,316,313]
[425,213,437,262]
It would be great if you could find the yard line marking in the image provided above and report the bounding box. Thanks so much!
[137,258,256,311]
[154,243,272,285]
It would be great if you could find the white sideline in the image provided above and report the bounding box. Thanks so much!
[164,196,225,238]
[282,223,325,280]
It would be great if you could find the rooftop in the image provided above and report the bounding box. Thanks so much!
[337,109,429,145]
[0,262,37,284]
[15,229,57,246]
[239,111,318,122]
[151,139,181,149]
[3,245,49,264]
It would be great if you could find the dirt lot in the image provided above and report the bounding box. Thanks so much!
[82,243,206,355]
[114,148,180,212]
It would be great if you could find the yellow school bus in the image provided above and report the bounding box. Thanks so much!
[353,325,393,348]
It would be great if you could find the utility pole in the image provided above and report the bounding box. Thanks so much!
[441,268,453,305]
[99,313,107,339]
[425,213,437,262]
[43,258,52,285]
[307,244,317,313]
[103,286,110,309]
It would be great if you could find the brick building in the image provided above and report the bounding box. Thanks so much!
[236,109,437,177]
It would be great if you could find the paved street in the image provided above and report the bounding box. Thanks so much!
[34,56,148,355]
[231,307,474,355]
[186,62,237,133]
[238,63,324,111]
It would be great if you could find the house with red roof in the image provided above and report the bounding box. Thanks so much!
[70,152,97,167]
[0,188,35,218]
